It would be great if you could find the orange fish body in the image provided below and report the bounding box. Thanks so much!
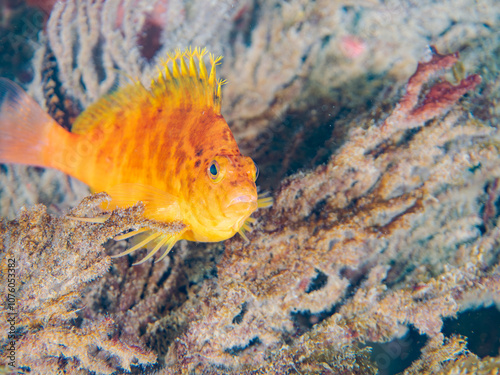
[0,48,271,263]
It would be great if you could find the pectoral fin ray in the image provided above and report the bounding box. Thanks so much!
[111,232,162,258]
[112,228,187,265]
[66,214,110,223]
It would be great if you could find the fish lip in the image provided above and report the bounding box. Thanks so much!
[224,194,258,214]
[228,194,257,206]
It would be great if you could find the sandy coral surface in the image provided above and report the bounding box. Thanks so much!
[1,0,500,374]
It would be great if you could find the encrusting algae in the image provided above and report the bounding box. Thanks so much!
[0,48,272,265]
[0,194,160,374]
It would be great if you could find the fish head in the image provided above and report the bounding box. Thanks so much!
[184,150,259,242]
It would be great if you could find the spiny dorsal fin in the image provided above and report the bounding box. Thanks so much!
[71,47,225,135]
[150,47,225,115]
[71,82,150,135]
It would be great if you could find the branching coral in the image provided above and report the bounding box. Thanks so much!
[0,166,88,219]
[4,42,495,375]
[0,1,44,84]
[403,334,500,375]
[157,48,499,373]
[29,0,250,109]
[221,0,499,188]
[0,193,160,374]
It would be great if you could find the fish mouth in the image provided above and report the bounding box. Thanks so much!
[224,194,258,232]
[229,194,257,205]
[225,194,258,213]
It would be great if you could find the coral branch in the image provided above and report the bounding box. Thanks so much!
[275,47,484,222]
[158,47,498,373]
[399,47,460,115]
[0,194,158,373]
[398,47,482,124]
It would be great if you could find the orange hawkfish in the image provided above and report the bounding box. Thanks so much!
[0,48,272,264]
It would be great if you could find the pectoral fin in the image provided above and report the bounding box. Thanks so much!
[112,228,187,265]
[105,183,181,222]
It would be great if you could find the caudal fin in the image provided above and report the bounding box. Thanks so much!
[0,78,66,168]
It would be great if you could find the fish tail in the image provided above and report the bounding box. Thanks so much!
[0,78,76,171]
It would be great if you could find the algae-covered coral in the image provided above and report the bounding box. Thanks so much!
[158,47,499,373]
[1,0,500,374]
[0,194,161,374]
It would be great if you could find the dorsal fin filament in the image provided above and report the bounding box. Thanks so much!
[151,47,224,115]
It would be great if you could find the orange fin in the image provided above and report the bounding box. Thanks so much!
[111,229,186,265]
[133,232,180,265]
[111,231,163,258]
[70,82,149,135]
[0,78,66,167]
[105,183,182,222]
[238,228,250,242]
[151,47,225,115]
[113,227,149,241]
[66,215,110,223]
[257,192,273,208]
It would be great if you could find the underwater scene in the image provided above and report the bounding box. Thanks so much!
[0,0,499,374]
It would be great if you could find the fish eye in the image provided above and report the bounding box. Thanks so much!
[209,162,218,177]
[208,160,221,182]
